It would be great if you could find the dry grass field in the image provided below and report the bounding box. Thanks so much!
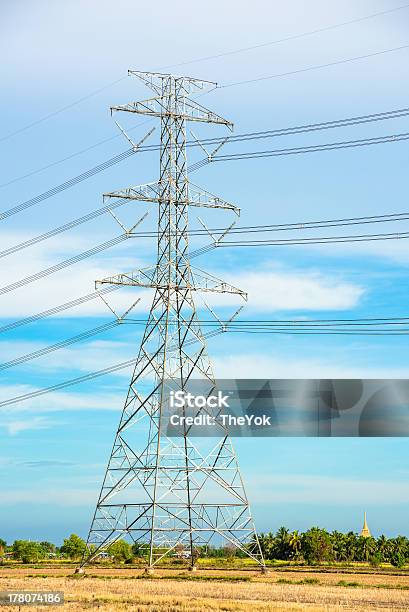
[1,567,409,611]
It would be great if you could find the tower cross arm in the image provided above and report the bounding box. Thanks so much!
[127,70,217,96]
[111,97,233,128]
[95,266,247,298]
[103,181,240,214]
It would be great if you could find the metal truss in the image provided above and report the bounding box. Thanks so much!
[81,71,265,570]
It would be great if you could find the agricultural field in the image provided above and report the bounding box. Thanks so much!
[1,565,409,611]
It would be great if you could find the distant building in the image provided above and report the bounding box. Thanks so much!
[360,512,372,537]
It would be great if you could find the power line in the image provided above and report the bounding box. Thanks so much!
[0,285,119,335]
[2,123,407,227]
[0,320,119,372]
[0,149,135,222]
[4,213,409,303]
[232,330,409,334]
[0,198,128,259]
[0,357,138,408]
[3,319,409,408]
[0,215,211,306]
[0,152,208,223]
[3,3,409,147]
[210,212,409,234]
[141,316,409,323]
[213,131,409,161]
[166,3,409,69]
[3,106,408,223]
[0,120,152,189]
[0,234,128,297]
[4,104,409,189]
[8,203,409,261]
[0,328,224,409]
[220,229,409,247]
[221,42,409,88]
[0,76,128,144]
[4,317,409,374]
[199,108,409,144]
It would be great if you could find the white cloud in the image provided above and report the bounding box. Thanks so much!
[0,231,151,318]
[212,352,409,379]
[0,385,127,416]
[0,338,136,374]
[201,266,364,312]
[5,416,56,435]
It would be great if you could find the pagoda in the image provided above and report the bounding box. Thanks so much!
[360,512,372,538]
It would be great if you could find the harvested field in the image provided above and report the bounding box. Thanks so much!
[1,567,409,611]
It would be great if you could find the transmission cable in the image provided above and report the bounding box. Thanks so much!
[0,234,128,297]
[3,3,409,146]
[3,320,409,408]
[219,229,409,247]
[0,76,128,144]
[7,206,409,262]
[0,328,224,408]
[0,285,119,335]
[221,42,409,88]
[213,131,409,161]
[7,221,409,302]
[3,318,409,374]
[0,198,129,259]
[166,3,409,69]
[2,108,409,222]
[1,124,406,228]
[4,105,409,190]
[0,149,135,221]
[0,320,119,373]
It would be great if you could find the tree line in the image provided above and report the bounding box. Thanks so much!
[257,527,409,567]
[1,528,409,567]
[0,535,146,564]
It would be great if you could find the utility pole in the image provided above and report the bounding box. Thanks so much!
[80,71,265,571]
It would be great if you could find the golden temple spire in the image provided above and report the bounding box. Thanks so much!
[360,511,371,538]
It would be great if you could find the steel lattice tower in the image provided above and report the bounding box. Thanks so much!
[81,71,264,570]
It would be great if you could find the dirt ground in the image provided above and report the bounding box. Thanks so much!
[1,567,409,611]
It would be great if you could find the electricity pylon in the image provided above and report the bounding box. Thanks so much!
[80,71,265,570]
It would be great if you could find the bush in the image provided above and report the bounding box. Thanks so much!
[12,541,46,563]
[369,552,382,567]
[60,534,86,561]
[107,540,133,563]
[390,552,406,569]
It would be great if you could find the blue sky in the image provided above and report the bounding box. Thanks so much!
[1,0,409,544]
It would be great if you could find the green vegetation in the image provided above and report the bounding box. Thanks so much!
[60,534,86,561]
[257,527,409,566]
[1,528,409,567]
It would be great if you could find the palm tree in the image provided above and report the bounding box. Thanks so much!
[257,532,274,560]
[344,531,358,562]
[275,527,291,560]
[331,531,347,562]
[376,535,389,563]
[357,536,376,562]
[289,530,302,561]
